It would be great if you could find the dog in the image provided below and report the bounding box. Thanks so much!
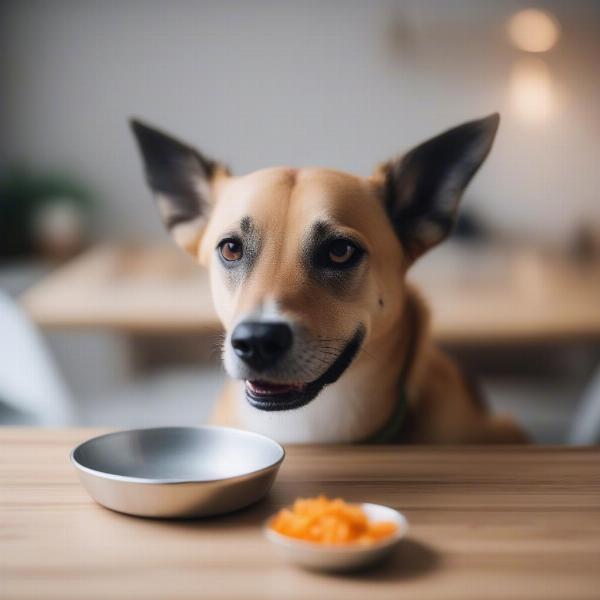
[131,114,526,444]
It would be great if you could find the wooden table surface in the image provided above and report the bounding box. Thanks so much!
[1,429,599,600]
[20,242,600,344]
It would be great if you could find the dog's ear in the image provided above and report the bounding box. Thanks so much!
[376,113,499,261]
[130,119,229,254]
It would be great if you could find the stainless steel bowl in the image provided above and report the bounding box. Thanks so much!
[71,426,285,518]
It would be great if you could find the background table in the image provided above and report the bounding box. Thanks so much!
[1,429,599,599]
[20,242,600,344]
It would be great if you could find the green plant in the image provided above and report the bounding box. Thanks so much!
[0,166,94,259]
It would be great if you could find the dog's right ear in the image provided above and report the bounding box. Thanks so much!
[130,119,229,254]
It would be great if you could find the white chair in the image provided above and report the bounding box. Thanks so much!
[567,363,600,445]
[0,292,73,425]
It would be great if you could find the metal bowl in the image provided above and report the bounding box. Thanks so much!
[71,426,285,518]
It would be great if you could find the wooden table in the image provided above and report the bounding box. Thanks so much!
[20,242,600,344]
[2,429,599,599]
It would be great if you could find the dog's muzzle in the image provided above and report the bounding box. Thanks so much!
[239,326,365,412]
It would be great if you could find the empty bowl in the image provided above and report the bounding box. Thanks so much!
[71,426,285,518]
[264,503,408,572]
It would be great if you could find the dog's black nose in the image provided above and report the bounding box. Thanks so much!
[231,321,293,370]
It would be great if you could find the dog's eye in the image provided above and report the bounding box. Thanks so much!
[219,240,243,262]
[328,239,356,264]
[326,239,360,266]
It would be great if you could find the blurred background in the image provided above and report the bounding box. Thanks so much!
[0,0,599,442]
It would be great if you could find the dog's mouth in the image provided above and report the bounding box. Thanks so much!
[244,326,365,411]
[246,380,306,396]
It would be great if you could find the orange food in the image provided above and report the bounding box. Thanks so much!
[270,496,397,545]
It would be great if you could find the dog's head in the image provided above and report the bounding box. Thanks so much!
[131,115,499,411]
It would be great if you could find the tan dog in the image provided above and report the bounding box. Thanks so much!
[131,114,526,444]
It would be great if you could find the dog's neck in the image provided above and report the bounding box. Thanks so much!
[235,296,420,443]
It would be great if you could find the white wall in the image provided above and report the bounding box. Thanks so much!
[1,0,599,243]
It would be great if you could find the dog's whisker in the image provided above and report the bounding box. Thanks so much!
[316,350,342,358]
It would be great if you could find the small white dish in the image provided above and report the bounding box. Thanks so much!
[264,502,408,572]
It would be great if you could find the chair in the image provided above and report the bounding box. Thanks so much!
[0,292,73,425]
[567,363,600,445]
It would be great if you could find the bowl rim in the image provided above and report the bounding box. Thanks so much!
[70,425,285,485]
[263,502,408,553]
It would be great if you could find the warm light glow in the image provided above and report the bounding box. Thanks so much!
[509,57,554,121]
[508,8,560,53]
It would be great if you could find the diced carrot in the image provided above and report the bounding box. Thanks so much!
[270,495,397,545]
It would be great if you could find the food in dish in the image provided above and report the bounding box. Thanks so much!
[270,495,398,545]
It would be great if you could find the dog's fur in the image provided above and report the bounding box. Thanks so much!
[131,114,526,444]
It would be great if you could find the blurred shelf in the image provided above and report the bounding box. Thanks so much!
[20,242,600,344]
[21,243,219,333]
[410,243,600,344]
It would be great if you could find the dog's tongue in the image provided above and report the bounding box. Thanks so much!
[246,380,304,396]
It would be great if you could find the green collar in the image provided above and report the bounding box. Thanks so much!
[361,387,408,444]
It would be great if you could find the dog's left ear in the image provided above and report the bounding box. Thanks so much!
[130,119,229,255]
[376,113,499,261]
